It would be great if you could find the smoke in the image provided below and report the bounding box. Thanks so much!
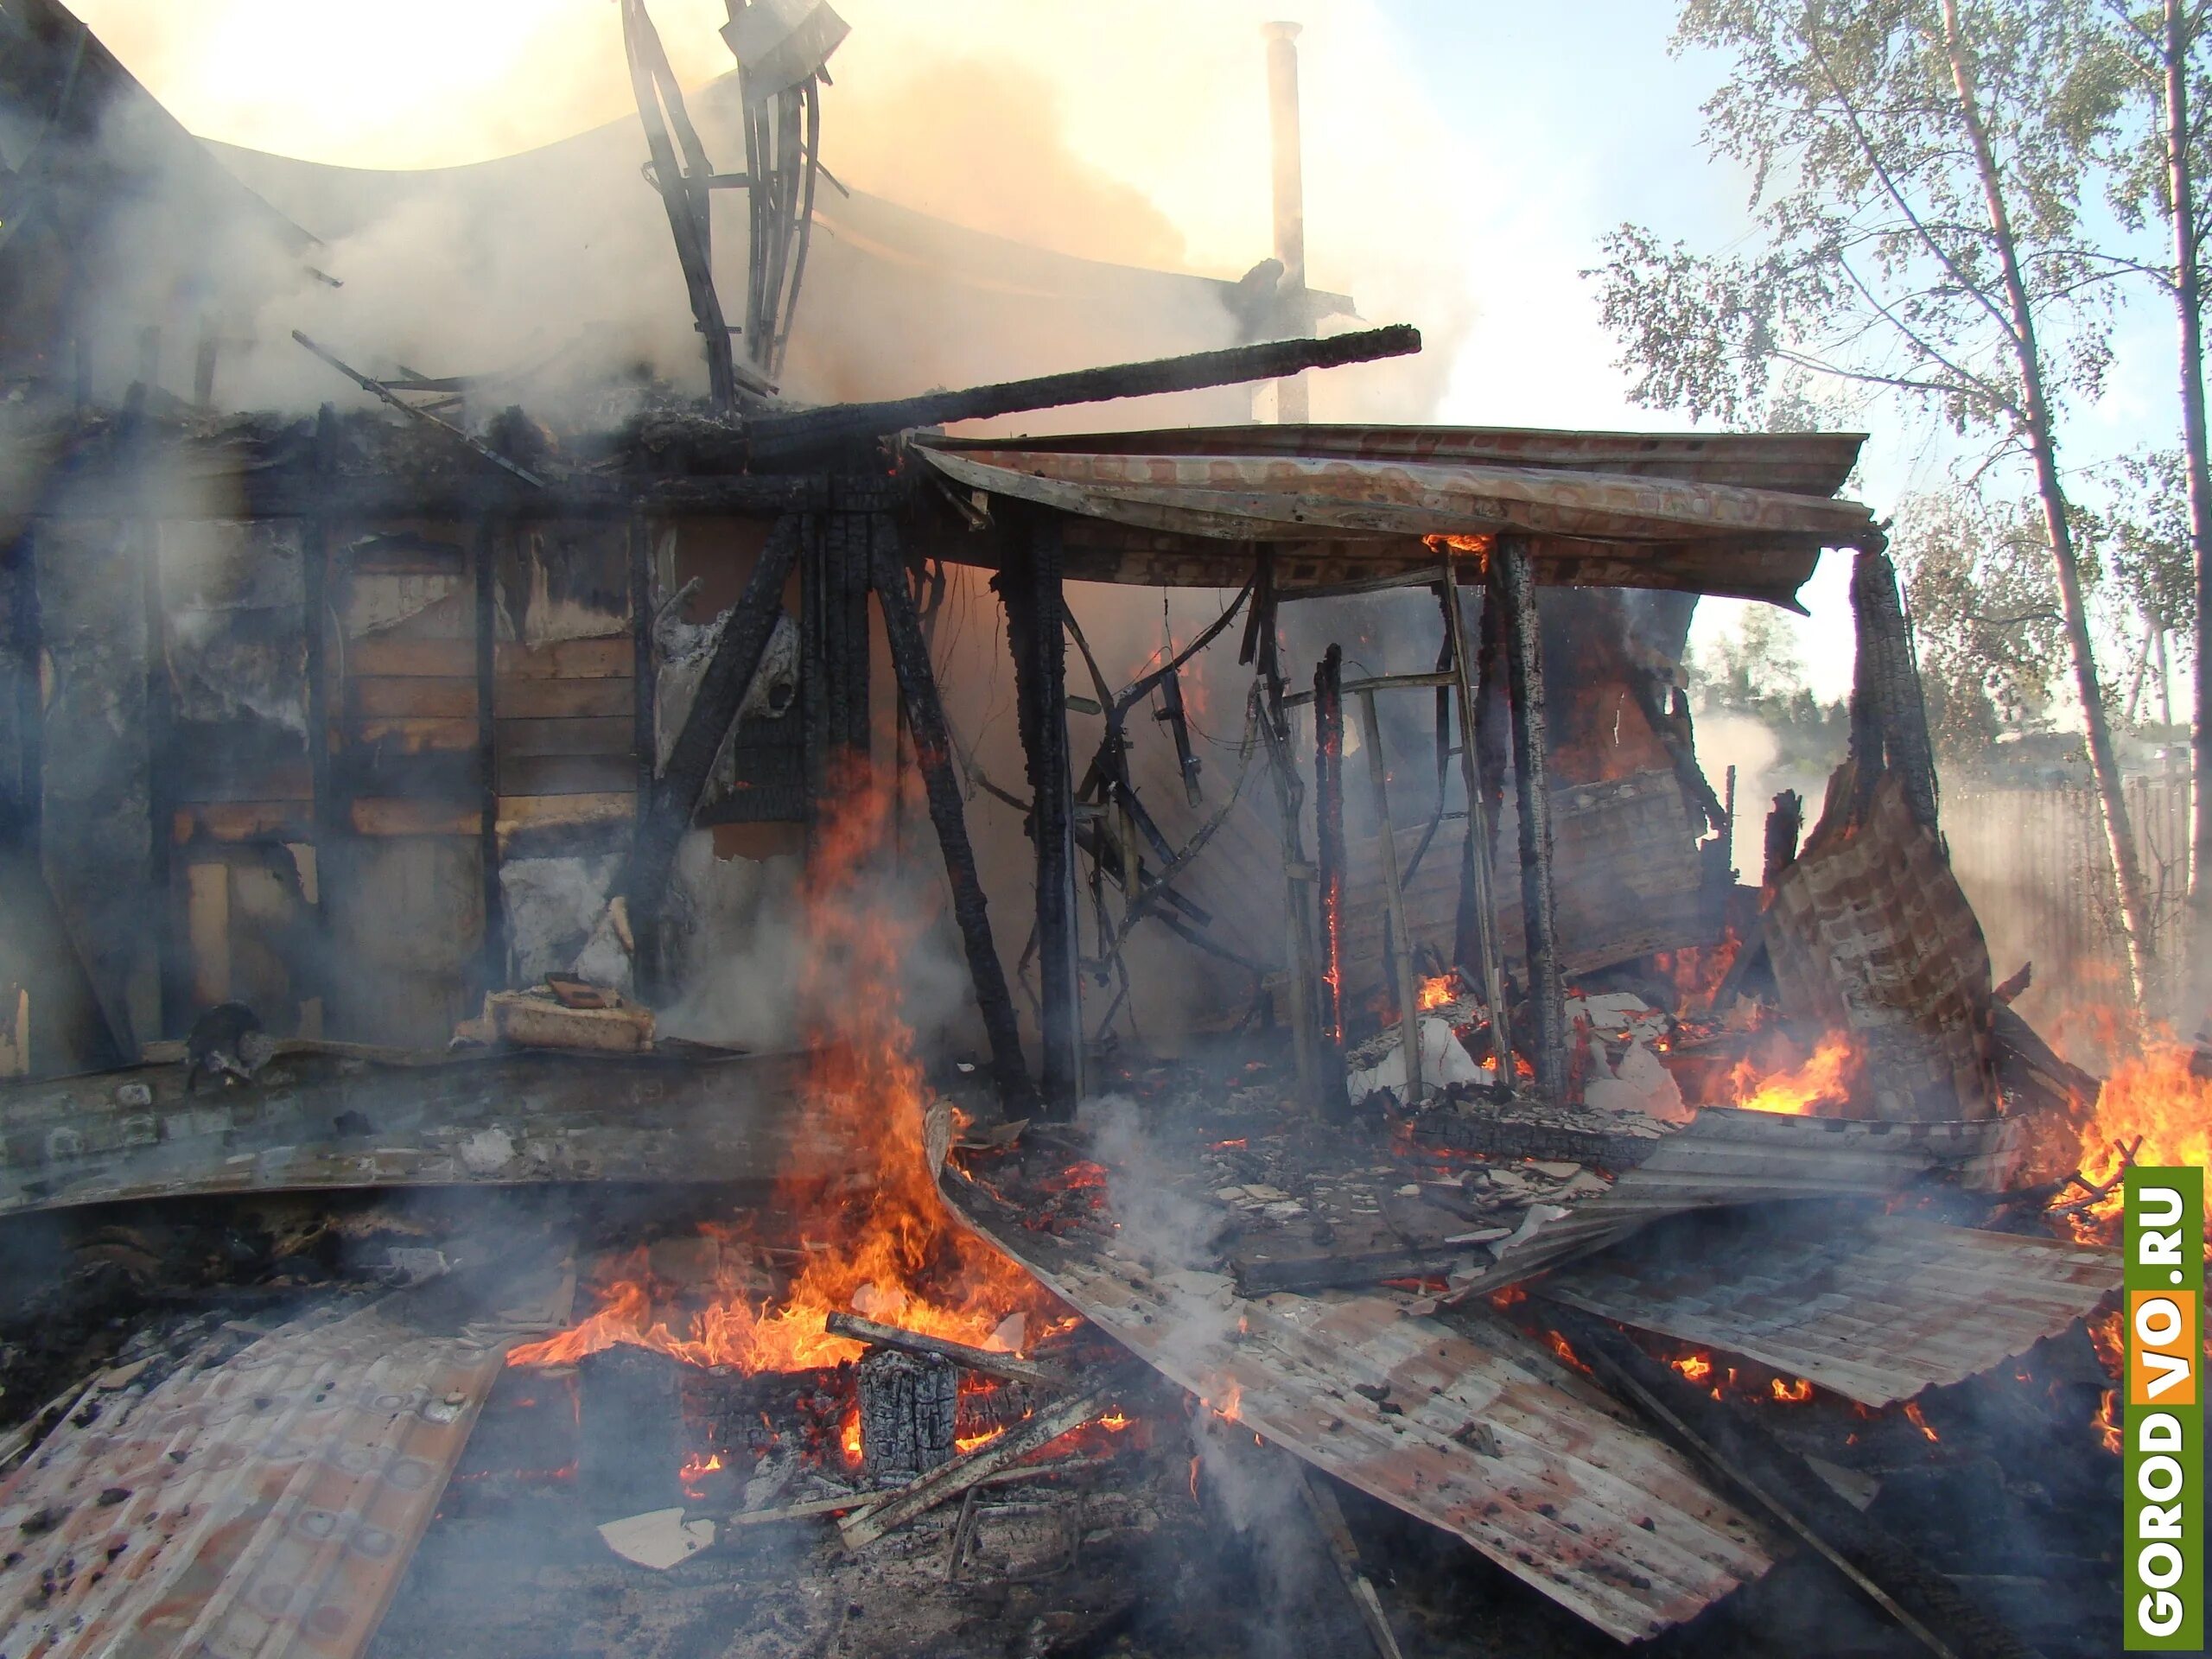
[1695,711,1782,883]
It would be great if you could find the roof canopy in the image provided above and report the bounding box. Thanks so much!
[917,423,1877,605]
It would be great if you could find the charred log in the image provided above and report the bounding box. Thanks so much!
[856,1346,958,1488]
[1490,538,1566,1101]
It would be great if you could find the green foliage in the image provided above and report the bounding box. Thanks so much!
[1892,485,2070,762]
[1589,0,2120,438]
[1688,606,1852,768]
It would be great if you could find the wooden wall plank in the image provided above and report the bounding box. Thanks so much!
[495,716,633,758]
[496,753,637,797]
[495,636,632,679]
[493,678,633,719]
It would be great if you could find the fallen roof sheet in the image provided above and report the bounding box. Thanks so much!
[1449,1107,2018,1295]
[916,433,1878,603]
[0,1259,571,1659]
[942,1171,1777,1643]
[0,1047,819,1217]
[1539,1210,2119,1407]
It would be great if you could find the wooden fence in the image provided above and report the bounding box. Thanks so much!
[1942,772,2192,1018]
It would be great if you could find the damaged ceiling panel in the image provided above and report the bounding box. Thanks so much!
[0,1262,570,1659]
[1539,1210,2120,1407]
[942,1174,1777,1643]
[0,1047,817,1217]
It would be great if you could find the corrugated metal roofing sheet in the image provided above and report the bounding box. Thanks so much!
[1541,1211,2118,1407]
[0,1263,570,1659]
[1454,1108,2018,1294]
[942,1174,1777,1643]
[917,432,1877,603]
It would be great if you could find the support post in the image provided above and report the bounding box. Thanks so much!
[1357,689,1421,1100]
[133,405,186,1038]
[1848,549,1939,832]
[1000,518,1081,1116]
[866,523,1037,1114]
[1490,538,1565,1101]
[473,518,504,997]
[1313,644,1351,1116]
[1440,553,1511,1068]
[1251,559,1325,1109]
[302,405,337,1019]
[621,514,803,926]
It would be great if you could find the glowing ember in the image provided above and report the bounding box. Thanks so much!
[2094,1389,2121,1455]
[1097,1410,1131,1433]
[955,1425,1007,1455]
[840,1408,862,1465]
[508,771,1051,1376]
[1729,1032,1859,1116]
[1902,1402,1939,1443]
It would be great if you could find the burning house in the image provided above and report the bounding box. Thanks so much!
[0,3,2157,1656]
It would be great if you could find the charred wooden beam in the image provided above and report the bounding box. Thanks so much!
[130,398,188,1039]
[1491,537,1566,1100]
[1000,517,1081,1115]
[620,515,803,924]
[1763,789,1804,890]
[802,512,873,813]
[856,1346,958,1487]
[823,1311,1072,1391]
[837,1374,1122,1550]
[1552,1308,2034,1659]
[1440,555,1510,1061]
[290,332,547,488]
[745,324,1421,467]
[472,518,504,997]
[1850,549,1940,832]
[1357,689,1422,1100]
[302,405,338,1003]
[1313,645,1351,1116]
[34,471,899,523]
[866,522,1037,1114]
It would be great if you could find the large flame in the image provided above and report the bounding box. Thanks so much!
[1727,1031,1859,1116]
[2075,1039,2212,1211]
[510,769,1047,1374]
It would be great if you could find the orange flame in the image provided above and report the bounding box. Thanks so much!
[1417,973,1457,1013]
[1902,1402,1939,1443]
[2073,1039,2212,1223]
[1729,1032,1859,1116]
[508,771,1050,1376]
[2094,1389,2122,1455]
[1672,1352,1713,1382]
[1770,1376,1814,1404]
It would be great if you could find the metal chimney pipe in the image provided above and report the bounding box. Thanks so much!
[1262,20,1310,422]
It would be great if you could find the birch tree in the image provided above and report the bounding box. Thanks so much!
[1590,0,2159,1000]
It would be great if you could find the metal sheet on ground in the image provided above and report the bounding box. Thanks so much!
[0,1264,571,1659]
[941,1173,1777,1643]
[1541,1211,2119,1406]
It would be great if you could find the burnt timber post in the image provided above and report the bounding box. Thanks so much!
[1847,548,1939,832]
[1312,644,1351,1117]
[302,405,338,1019]
[866,521,1037,1114]
[999,516,1082,1115]
[1357,689,1422,1100]
[621,514,804,937]
[1439,552,1511,1065]
[804,512,874,815]
[472,518,505,999]
[1490,537,1566,1101]
[1247,556,1325,1111]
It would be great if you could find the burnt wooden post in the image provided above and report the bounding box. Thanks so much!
[1439,552,1511,1065]
[472,518,505,996]
[865,522,1037,1113]
[626,504,658,994]
[1357,688,1422,1099]
[804,512,874,810]
[1489,537,1566,1100]
[127,398,188,1037]
[1248,558,1326,1109]
[1313,645,1351,1115]
[302,405,338,1015]
[999,516,1081,1115]
[856,1347,958,1486]
[621,514,804,931]
[1848,548,1938,831]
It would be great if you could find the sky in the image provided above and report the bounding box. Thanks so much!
[65,0,2198,709]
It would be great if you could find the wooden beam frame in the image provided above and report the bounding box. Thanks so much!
[1001,515,1081,1115]
[1312,643,1351,1116]
[866,520,1037,1114]
[1490,537,1566,1100]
